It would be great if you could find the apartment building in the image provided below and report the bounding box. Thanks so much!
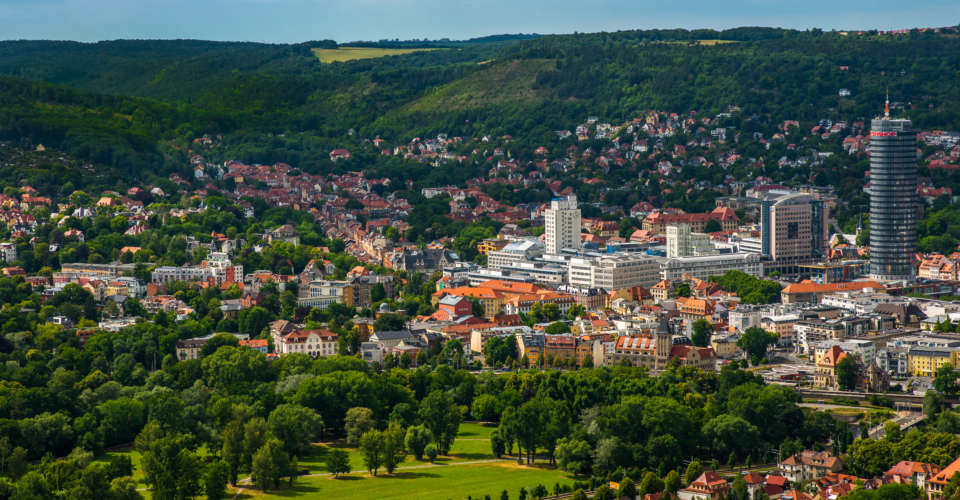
[298,280,354,309]
[545,195,581,254]
[151,266,214,284]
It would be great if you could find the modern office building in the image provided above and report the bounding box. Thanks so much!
[487,239,545,269]
[666,224,718,258]
[569,253,661,290]
[758,193,828,276]
[869,118,918,281]
[545,195,581,254]
[659,253,763,281]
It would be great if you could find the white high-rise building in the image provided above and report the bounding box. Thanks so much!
[545,195,581,254]
[666,224,718,258]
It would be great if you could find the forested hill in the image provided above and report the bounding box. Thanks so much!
[3,29,960,183]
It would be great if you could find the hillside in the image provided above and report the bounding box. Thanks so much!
[3,30,960,182]
[405,59,555,113]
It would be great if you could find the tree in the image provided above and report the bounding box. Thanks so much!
[884,421,901,442]
[935,363,959,397]
[141,436,202,500]
[691,319,713,347]
[221,420,244,486]
[359,430,384,475]
[736,327,775,361]
[665,470,681,494]
[532,484,548,500]
[374,313,406,332]
[268,404,323,457]
[733,475,748,500]
[705,219,722,233]
[571,490,587,500]
[618,478,637,499]
[676,283,692,298]
[241,418,271,474]
[251,441,283,492]
[202,461,229,500]
[419,390,462,454]
[728,451,737,470]
[594,484,615,500]
[405,425,432,460]
[685,460,704,486]
[8,446,28,481]
[544,322,571,334]
[491,429,506,458]
[566,303,586,320]
[425,444,438,463]
[924,391,941,417]
[382,422,408,473]
[472,394,501,422]
[556,438,592,474]
[371,283,387,303]
[344,407,375,446]
[702,414,760,460]
[836,357,858,391]
[639,472,664,497]
[468,297,485,318]
[327,448,352,478]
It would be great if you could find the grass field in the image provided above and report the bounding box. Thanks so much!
[299,422,501,473]
[311,47,441,63]
[99,422,509,497]
[234,462,581,500]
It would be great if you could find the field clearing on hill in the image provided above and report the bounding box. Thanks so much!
[312,47,442,63]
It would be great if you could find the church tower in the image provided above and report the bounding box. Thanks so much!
[655,316,673,370]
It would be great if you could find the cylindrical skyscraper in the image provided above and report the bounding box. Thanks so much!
[869,118,917,281]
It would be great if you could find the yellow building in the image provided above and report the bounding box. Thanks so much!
[298,280,354,309]
[711,338,741,358]
[907,346,960,377]
[477,238,509,256]
[106,281,131,297]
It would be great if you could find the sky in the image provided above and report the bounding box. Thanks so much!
[0,0,957,44]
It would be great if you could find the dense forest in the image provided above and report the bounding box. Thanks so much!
[2,30,960,185]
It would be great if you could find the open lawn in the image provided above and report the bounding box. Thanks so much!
[91,447,147,488]
[91,445,213,489]
[299,422,502,473]
[312,47,441,63]
[234,462,582,500]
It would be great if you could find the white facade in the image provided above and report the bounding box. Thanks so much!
[814,339,876,366]
[488,239,544,269]
[569,253,661,290]
[545,195,581,254]
[821,291,906,315]
[660,253,763,281]
[0,243,16,262]
[151,266,214,284]
[666,224,718,258]
[298,280,349,309]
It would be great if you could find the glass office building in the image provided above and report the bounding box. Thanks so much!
[868,119,917,281]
